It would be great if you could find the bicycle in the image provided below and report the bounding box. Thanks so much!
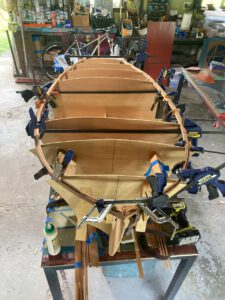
[41,28,118,80]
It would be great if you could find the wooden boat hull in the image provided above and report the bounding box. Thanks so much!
[32,58,190,256]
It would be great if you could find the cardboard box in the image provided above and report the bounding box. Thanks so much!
[72,15,90,27]
[122,19,133,37]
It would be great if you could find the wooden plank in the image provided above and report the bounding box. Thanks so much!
[81,241,88,300]
[53,93,157,120]
[75,240,83,300]
[132,230,144,278]
[108,216,127,256]
[58,77,154,92]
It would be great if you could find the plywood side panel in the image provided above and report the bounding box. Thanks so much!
[40,139,186,176]
[53,93,157,119]
[50,175,181,202]
[112,140,185,175]
[67,68,145,80]
[80,58,124,65]
[42,132,180,144]
[63,176,144,200]
[58,77,154,92]
[42,117,181,144]
[45,117,180,130]
[76,63,132,70]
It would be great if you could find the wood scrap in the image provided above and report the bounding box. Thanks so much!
[75,240,83,300]
[87,225,99,267]
[132,229,144,278]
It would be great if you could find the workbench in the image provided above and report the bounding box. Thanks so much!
[11,25,204,77]
[41,227,198,300]
[182,68,225,127]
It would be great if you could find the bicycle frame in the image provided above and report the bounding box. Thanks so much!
[64,32,114,57]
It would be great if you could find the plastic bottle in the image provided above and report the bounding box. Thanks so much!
[43,223,61,256]
[113,44,120,56]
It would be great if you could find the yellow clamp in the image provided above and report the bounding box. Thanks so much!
[172,201,186,213]
[188,131,201,139]
[162,70,168,78]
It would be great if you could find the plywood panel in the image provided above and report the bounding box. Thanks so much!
[67,68,145,80]
[58,77,154,92]
[39,139,186,176]
[53,93,157,120]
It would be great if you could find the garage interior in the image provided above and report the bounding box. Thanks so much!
[0,1,225,300]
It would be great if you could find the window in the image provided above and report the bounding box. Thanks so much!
[202,0,222,8]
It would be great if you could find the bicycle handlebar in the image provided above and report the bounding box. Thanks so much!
[67,27,114,35]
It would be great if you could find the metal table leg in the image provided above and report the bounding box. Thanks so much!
[44,268,64,300]
[163,256,197,300]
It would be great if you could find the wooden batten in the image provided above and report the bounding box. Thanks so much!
[58,77,154,92]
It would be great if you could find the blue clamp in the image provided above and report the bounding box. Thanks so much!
[41,80,54,96]
[136,52,148,63]
[157,68,175,90]
[178,166,225,200]
[62,150,75,169]
[26,107,49,139]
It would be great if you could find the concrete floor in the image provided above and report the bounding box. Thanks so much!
[0,53,225,300]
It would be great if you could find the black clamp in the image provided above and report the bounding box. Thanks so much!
[146,174,169,210]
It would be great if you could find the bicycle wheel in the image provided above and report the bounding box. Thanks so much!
[41,42,68,80]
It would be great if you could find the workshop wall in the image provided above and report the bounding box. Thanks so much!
[169,0,194,14]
